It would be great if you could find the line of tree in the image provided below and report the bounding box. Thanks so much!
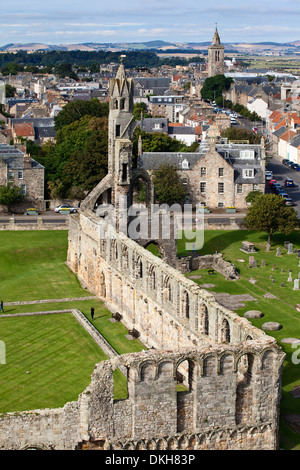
[0,50,207,76]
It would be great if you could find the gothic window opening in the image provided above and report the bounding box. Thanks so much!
[221,318,230,343]
[200,303,209,335]
[122,163,128,182]
[182,290,190,319]
[116,124,121,137]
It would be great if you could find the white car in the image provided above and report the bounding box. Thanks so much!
[54,204,78,214]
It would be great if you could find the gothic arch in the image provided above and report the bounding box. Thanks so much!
[128,169,153,208]
[200,303,209,335]
[221,318,230,343]
[163,275,172,302]
[182,290,190,319]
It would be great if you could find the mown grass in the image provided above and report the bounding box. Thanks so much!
[0,231,145,411]
[179,229,300,450]
[0,231,89,302]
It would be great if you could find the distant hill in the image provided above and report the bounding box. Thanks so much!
[1,40,300,54]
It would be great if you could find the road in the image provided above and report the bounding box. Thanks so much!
[266,156,300,216]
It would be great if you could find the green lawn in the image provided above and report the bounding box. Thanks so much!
[0,231,145,411]
[179,229,300,450]
[0,313,108,413]
[0,231,89,302]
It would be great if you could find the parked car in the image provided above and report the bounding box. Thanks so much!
[54,204,78,214]
[265,170,273,181]
[284,198,294,206]
[291,163,300,171]
[286,160,294,167]
[285,178,295,187]
[282,159,289,165]
[269,179,277,186]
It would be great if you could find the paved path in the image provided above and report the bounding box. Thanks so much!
[3,296,98,307]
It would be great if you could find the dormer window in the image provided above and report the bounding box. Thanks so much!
[243,169,254,178]
[182,159,189,170]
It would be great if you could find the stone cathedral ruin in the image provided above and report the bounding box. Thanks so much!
[0,63,285,451]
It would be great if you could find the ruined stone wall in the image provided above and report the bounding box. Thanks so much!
[0,210,285,450]
[67,211,264,352]
[0,346,284,450]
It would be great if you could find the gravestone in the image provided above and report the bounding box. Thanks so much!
[241,241,256,254]
[281,268,285,273]
[294,279,299,291]
[276,247,281,257]
[261,259,265,267]
[288,243,293,254]
[272,264,276,271]
[266,243,270,252]
[281,282,285,288]
[288,272,293,282]
[284,241,290,249]
[249,256,255,265]
[252,260,257,268]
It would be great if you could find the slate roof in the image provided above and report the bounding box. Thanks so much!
[140,142,264,184]
[290,134,300,148]
[0,144,44,170]
[273,126,287,137]
[138,118,168,133]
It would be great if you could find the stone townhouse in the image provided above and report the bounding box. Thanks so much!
[148,95,185,122]
[139,137,266,210]
[0,144,45,212]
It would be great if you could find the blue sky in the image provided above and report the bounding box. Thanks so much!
[1,0,300,46]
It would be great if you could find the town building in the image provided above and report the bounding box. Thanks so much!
[0,143,45,212]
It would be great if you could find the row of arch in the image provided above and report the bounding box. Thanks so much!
[136,348,275,383]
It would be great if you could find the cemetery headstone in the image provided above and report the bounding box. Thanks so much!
[276,247,281,257]
[284,241,290,249]
[288,243,293,254]
[252,260,257,268]
[261,259,265,267]
[266,243,270,252]
[288,272,293,282]
[272,264,276,271]
[294,279,299,291]
[249,256,255,265]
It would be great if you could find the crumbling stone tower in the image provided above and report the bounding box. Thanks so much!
[207,26,225,77]
[81,61,178,267]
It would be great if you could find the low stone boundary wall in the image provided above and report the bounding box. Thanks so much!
[0,217,68,230]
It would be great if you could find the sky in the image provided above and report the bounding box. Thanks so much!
[1,0,300,46]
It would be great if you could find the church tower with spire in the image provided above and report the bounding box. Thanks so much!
[207,26,225,77]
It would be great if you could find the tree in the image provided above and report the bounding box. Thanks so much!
[54,99,109,130]
[244,193,299,244]
[0,184,24,213]
[5,84,16,98]
[200,74,233,102]
[221,127,261,144]
[245,190,263,205]
[132,102,151,121]
[152,164,188,205]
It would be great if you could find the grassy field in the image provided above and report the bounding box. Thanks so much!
[0,231,145,412]
[178,229,300,450]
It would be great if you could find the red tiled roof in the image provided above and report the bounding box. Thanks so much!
[13,122,34,137]
[280,130,296,142]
